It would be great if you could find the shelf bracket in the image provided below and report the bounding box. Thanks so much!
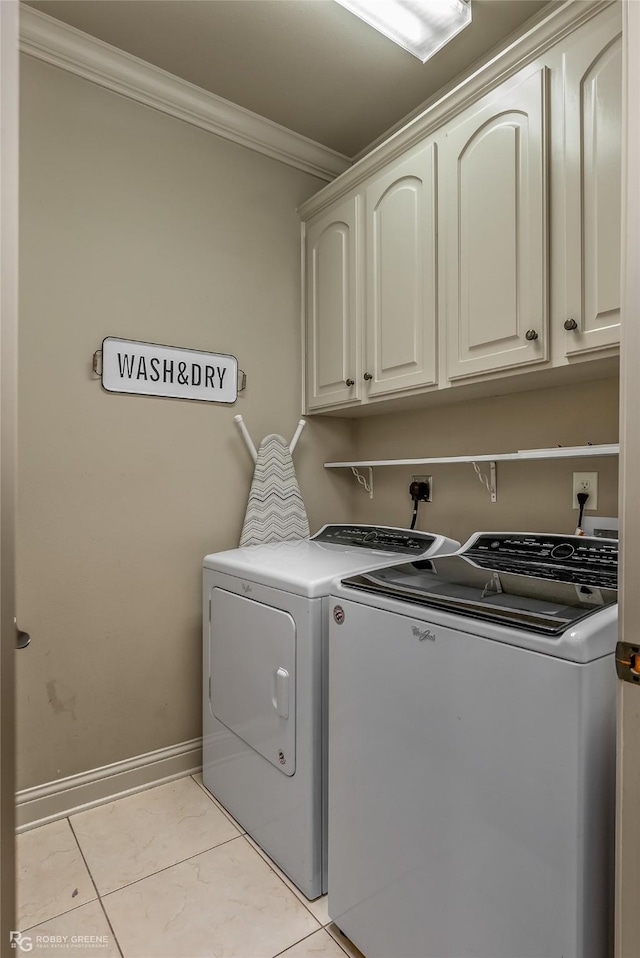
[351,466,374,499]
[472,461,497,502]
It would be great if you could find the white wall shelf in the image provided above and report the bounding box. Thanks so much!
[325,443,620,502]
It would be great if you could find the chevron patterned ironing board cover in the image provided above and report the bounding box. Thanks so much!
[239,434,310,546]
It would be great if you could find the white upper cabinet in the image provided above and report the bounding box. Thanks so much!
[304,196,360,411]
[442,67,549,381]
[303,144,438,412]
[561,7,622,356]
[300,3,622,416]
[364,142,438,398]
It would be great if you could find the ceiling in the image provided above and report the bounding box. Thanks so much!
[24,0,555,158]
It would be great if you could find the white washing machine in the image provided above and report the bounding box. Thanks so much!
[328,532,618,958]
[202,524,459,899]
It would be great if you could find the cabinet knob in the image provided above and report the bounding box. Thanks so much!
[564,318,578,331]
[345,378,354,387]
[363,372,373,381]
[525,329,539,341]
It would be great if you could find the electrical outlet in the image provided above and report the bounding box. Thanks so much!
[572,472,598,510]
[411,475,433,502]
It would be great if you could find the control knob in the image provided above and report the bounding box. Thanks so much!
[551,542,575,560]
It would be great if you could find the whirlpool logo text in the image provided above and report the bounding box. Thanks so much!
[412,625,436,642]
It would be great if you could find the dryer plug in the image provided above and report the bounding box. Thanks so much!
[409,480,430,530]
[575,491,589,536]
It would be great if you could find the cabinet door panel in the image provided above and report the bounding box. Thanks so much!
[305,196,360,410]
[365,143,437,397]
[461,123,518,348]
[443,68,549,381]
[563,13,622,356]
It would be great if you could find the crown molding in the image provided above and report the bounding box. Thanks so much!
[299,0,618,217]
[19,4,351,183]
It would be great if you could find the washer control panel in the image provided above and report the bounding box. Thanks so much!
[312,524,436,555]
[465,533,618,589]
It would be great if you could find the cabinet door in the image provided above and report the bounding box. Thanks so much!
[304,196,360,411]
[364,142,438,398]
[442,67,549,381]
[562,8,622,356]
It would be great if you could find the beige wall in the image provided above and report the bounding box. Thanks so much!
[16,57,353,790]
[349,378,619,546]
[16,56,620,794]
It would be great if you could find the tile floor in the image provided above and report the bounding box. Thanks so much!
[16,774,364,958]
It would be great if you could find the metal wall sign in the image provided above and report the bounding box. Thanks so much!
[100,337,239,404]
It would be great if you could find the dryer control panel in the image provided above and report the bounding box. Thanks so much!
[312,524,436,555]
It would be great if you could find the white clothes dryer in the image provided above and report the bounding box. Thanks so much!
[202,524,459,899]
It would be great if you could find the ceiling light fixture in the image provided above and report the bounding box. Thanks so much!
[335,0,472,63]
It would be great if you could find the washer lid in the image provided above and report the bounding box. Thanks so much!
[335,531,618,660]
[203,526,459,598]
[342,559,617,636]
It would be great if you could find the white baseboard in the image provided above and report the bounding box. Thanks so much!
[16,737,202,832]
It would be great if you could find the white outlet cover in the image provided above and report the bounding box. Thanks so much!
[572,471,598,510]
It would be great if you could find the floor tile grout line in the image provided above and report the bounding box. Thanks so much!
[96,832,324,947]
[66,817,101,903]
[25,779,309,897]
[68,816,126,958]
[187,787,325,922]
[54,815,314,953]
[270,925,331,958]
[246,834,331,928]
[20,897,100,935]
[242,834,326,928]
[259,873,326,925]
[95,899,124,958]
[168,790,328,927]
[190,773,329,925]
[96,831,324,953]
[190,772,247,833]
[21,782,329,950]
[62,775,243,899]
[20,817,102,933]
[271,923,358,958]
[194,786,334,932]
[20,812,337,956]
[98,832,258,899]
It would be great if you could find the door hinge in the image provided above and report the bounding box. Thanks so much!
[616,641,640,685]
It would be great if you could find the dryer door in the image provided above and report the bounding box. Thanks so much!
[209,588,296,775]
